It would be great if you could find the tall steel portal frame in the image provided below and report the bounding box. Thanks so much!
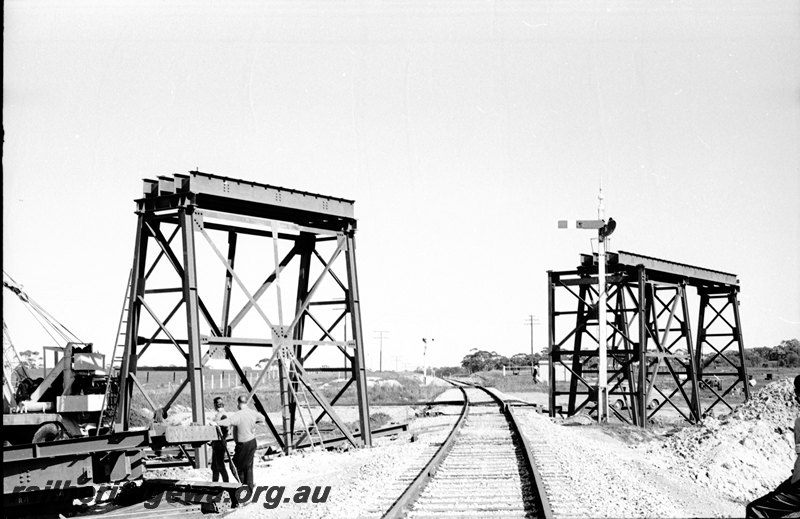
[548,251,749,427]
[114,172,372,466]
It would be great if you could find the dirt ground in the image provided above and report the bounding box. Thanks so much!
[146,379,797,518]
[149,414,459,518]
[506,379,797,517]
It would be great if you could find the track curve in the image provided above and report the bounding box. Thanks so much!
[380,379,552,519]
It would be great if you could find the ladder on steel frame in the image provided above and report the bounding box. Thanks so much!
[294,380,326,449]
[279,348,325,449]
[96,269,132,433]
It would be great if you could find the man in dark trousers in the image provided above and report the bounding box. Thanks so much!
[746,374,800,517]
[210,397,229,483]
[218,395,265,489]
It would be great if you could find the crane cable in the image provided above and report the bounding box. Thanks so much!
[2,270,83,345]
[25,296,81,343]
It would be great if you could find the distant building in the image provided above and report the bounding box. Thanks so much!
[536,361,569,383]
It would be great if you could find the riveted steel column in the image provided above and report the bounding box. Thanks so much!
[567,281,588,415]
[220,231,237,336]
[345,228,371,447]
[547,271,556,418]
[290,232,315,443]
[180,207,207,468]
[695,292,708,398]
[616,282,639,425]
[116,213,149,432]
[731,288,750,400]
[680,282,701,422]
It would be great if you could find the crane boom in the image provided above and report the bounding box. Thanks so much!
[3,321,26,409]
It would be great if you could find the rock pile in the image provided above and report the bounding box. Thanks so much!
[730,377,799,426]
[646,377,798,503]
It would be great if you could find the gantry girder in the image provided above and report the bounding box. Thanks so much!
[114,171,371,466]
[548,251,749,427]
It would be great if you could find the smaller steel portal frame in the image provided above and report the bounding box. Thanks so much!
[548,251,749,426]
[114,172,371,466]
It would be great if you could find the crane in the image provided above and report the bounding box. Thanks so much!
[3,271,107,444]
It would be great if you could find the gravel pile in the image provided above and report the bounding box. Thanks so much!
[647,377,798,503]
[730,377,799,425]
[515,411,741,518]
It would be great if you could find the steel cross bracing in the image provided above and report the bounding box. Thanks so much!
[114,172,371,467]
[547,251,749,427]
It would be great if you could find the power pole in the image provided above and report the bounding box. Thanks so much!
[374,331,389,372]
[524,315,540,376]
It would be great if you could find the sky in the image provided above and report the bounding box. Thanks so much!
[4,0,799,372]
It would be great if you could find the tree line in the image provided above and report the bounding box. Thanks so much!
[454,339,800,374]
[460,348,544,374]
[744,339,800,368]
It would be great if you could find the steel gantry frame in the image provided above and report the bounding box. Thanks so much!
[548,251,749,426]
[114,172,372,466]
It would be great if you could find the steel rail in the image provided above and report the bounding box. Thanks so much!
[382,378,553,518]
[472,384,554,519]
[381,383,470,518]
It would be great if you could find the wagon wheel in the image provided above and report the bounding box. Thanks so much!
[32,421,70,443]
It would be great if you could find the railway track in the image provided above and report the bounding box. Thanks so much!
[375,379,553,519]
[509,410,596,519]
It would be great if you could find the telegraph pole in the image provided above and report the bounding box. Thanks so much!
[374,331,389,372]
[524,315,540,376]
[557,187,616,423]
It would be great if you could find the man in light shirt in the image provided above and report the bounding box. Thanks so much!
[746,375,800,517]
[217,395,265,489]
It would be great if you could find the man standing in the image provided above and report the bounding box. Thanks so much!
[210,397,229,483]
[746,375,800,517]
[217,395,265,489]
